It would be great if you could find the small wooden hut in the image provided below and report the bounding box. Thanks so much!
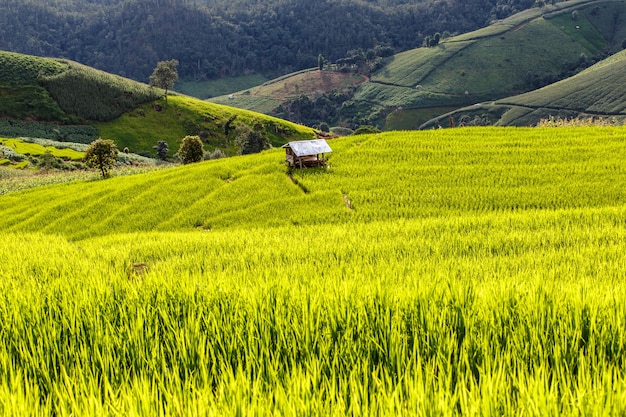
[282,139,332,168]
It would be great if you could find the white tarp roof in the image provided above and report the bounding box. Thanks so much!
[283,139,332,157]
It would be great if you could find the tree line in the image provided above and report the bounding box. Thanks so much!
[0,0,538,83]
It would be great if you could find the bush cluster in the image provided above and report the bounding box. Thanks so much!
[0,86,73,123]
[204,149,226,160]
[17,137,88,153]
[35,152,86,171]
[0,120,99,144]
[0,144,26,162]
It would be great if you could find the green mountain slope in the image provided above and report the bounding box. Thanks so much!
[210,0,624,130]
[0,51,314,156]
[425,47,626,127]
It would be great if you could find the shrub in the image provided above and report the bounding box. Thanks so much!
[331,127,353,136]
[235,122,271,155]
[352,125,381,135]
[178,136,204,164]
[153,140,169,160]
[205,149,226,160]
[0,145,26,162]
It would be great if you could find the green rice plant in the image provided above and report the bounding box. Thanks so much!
[2,126,626,414]
[1,211,626,415]
[0,165,165,196]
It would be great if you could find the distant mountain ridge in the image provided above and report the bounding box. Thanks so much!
[0,0,536,81]
[209,0,626,130]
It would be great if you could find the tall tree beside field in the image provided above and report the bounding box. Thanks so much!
[178,135,204,164]
[84,139,118,178]
[149,59,179,101]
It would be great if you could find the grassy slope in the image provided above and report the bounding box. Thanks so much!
[426,47,626,127]
[0,51,315,155]
[98,94,315,155]
[2,126,626,240]
[359,3,605,109]
[209,0,619,130]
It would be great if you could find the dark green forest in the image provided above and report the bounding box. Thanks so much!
[0,0,537,83]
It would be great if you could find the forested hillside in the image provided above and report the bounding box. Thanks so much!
[0,0,536,82]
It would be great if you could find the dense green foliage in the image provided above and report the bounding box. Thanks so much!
[177,135,204,164]
[1,127,626,414]
[84,138,119,178]
[0,0,538,82]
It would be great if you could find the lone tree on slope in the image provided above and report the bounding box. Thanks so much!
[84,139,118,178]
[149,59,179,101]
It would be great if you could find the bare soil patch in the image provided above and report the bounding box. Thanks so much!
[254,70,367,100]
